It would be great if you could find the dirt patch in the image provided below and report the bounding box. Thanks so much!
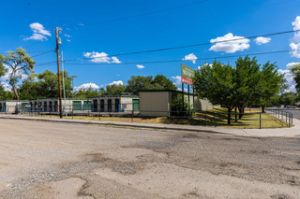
[182,134,201,139]
[270,194,293,199]
[84,153,145,175]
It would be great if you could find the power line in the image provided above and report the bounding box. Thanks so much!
[66,29,299,62]
[0,49,54,58]
[61,49,290,66]
[31,49,54,58]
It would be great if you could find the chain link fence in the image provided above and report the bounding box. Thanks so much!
[0,101,294,129]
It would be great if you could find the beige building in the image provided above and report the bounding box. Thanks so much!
[139,90,214,117]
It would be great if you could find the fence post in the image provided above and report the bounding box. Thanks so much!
[131,109,134,123]
[259,113,262,129]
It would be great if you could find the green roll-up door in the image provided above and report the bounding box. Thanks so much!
[83,101,91,111]
[73,101,82,111]
[132,99,140,112]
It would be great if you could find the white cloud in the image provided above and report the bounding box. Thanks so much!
[209,33,250,53]
[83,52,121,64]
[290,16,300,58]
[172,75,182,87]
[197,63,212,70]
[255,37,271,45]
[182,53,198,64]
[279,69,296,92]
[75,83,100,91]
[287,62,300,69]
[108,80,124,86]
[290,43,300,58]
[25,22,51,41]
[111,56,121,64]
[136,64,145,69]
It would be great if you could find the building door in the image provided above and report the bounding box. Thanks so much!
[49,101,53,112]
[132,99,140,112]
[93,100,98,112]
[73,101,82,111]
[100,100,105,112]
[44,102,47,112]
[83,101,91,111]
[115,99,120,112]
[107,99,112,112]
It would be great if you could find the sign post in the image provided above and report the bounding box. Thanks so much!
[181,64,195,114]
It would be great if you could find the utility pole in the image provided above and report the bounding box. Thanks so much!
[61,50,66,99]
[55,27,63,118]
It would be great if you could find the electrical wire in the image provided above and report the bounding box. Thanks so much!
[65,29,299,62]
[60,49,290,67]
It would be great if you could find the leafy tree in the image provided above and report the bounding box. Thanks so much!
[234,57,260,118]
[152,75,177,91]
[0,87,13,100]
[126,75,176,95]
[74,88,101,99]
[0,48,35,100]
[291,64,300,94]
[194,61,236,124]
[106,84,126,96]
[279,92,297,107]
[0,58,5,77]
[19,70,74,100]
[257,62,284,112]
[126,76,153,95]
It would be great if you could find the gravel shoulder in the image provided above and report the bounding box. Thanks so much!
[0,119,299,199]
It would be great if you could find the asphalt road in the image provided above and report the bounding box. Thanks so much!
[285,109,300,120]
[0,119,299,199]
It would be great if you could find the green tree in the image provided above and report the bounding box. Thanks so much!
[106,84,126,96]
[0,57,5,77]
[126,75,176,95]
[257,62,284,112]
[0,87,13,100]
[234,57,260,118]
[0,48,35,100]
[74,88,100,99]
[19,70,74,100]
[126,76,153,95]
[152,75,177,90]
[291,64,300,94]
[193,61,236,124]
[279,92,297,107]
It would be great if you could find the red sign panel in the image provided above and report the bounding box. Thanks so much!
[181,76,193,85]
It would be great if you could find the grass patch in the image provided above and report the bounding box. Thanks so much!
[35,109,288,129]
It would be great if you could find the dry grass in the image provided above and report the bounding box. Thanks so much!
[38,110,288,129]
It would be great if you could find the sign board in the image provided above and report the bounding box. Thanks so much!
[181,64,194,85]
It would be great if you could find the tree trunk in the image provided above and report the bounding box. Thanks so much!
[262,106,265,113]
[238,107,244,119]
[234,107,238,123]
[227,107,232,125]
[12,85,19,100]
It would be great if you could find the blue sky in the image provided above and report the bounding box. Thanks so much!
[0,0,300,90]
